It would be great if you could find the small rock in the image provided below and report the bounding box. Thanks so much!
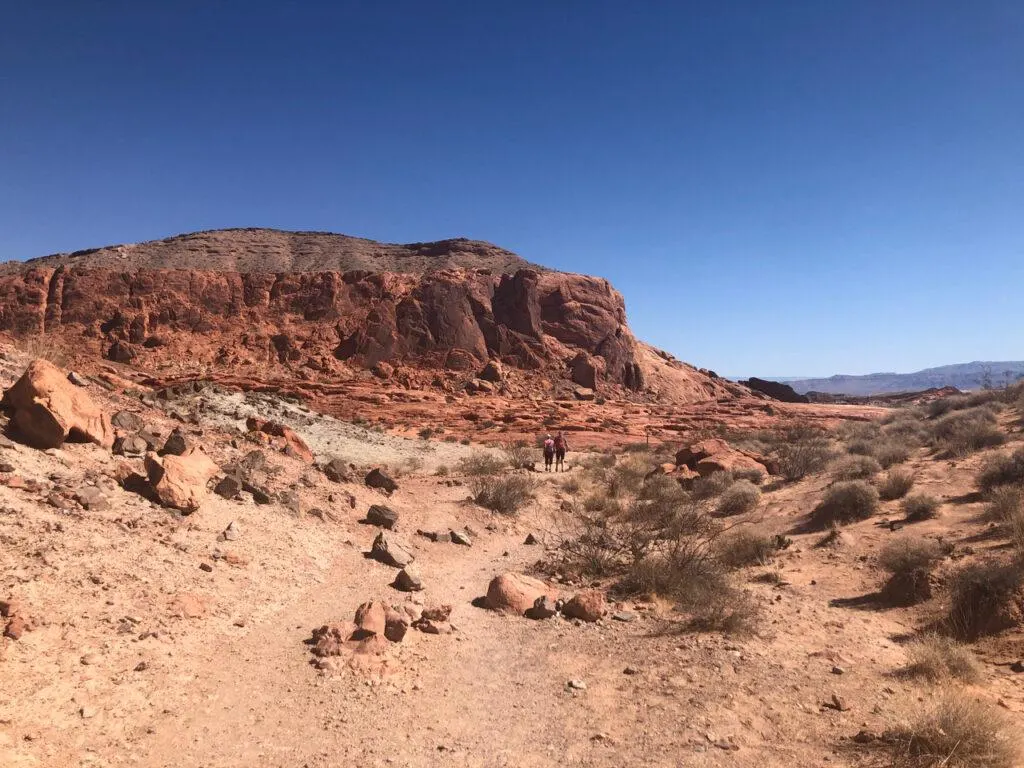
[214,474,243,500]
[199,562,214,573]
[67,371,89,387]
[80,706,97,719]
[623,666,640,675]
[523,533,539,545]
[828,694,850,712]
[562,590,607,622]
[222,521,240,541]
[831,666,845,675]
[113,435,148,456]
[370,532,415,568]
[449,529,472,546]
[612,611,637,623]
[853,730,877,744]
[80,653,98,665]
[160,428,191,456]
[0,461,15,474]
[393,565,424,592]
[525,595,558,620]
[566,679,587,691]
[4,616,27,639]
[365,468,398,494]
[134,661,149,672]
[323,457,352,483]
[111,410,145,432]
[75,487,109,511]
[366,504,399,529]
[1010,660,1024,673]
[417,529,451,543]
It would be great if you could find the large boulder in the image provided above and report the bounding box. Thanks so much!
[1,359,114,449]
[674,439,732,469]
[741,377,810,404]
[145,448,219,513]
[485,572,558,616]
[695,452,768,477]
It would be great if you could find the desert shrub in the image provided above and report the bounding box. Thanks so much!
[986,485,1023,521]
[561,476,581,494]
[809,481,879,528]
[882,414,929,445]
[502,440,535,470]
[716,528,778,568]
[901,493,941,521]
[900,634,982,683]
[873,439,914,468]
[580,452,616,471]
[977,448,1024,492]
[690,471,735,500]
[460,437,471,446]
[434,465,449,477]
[731,467,765,485]
[926,394,971,418]
[716,480,761,516]
[455,452,507,476]
[878,468,916,500]
[947,558,1024,639]
[879,538,945,576]
[930,406,1005,457]
[398,456,424,475]
[469,475,534,515]
[13,334,70,367]
[838,420,881,443]
[607,456,652,497]
[882,696,1017,768]
[622,442,653,454]
[845,438,875,456]
[582,493,622,515]
[773,438,835,481]
[832,454,882,480]
[417,427,435,440]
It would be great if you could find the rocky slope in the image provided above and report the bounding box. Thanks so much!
[0,230,747,407]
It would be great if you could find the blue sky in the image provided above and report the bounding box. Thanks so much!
[2,2,1022,377]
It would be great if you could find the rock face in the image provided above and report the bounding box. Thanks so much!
[485,572,558,616]
[1,359,114,449]
[741,378,810,404]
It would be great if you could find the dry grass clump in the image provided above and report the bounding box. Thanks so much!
[832,454,882,480]
[879,538,945,577]
[985,485,1023,522]
[930,406,1005,457]
[879,468,916,501]
[731,467,765,485]
[469,475,534,515]
[901,493,941,521]
[456,452,507,476]
[716,480,761,516]
[872,439,914,468]
[900,634,982,683]
[977,448,1024,492]
[809,481,879,528]
[690,471,735,500]
[882,696,1018,768]
[13,334,70,367]
[715,528,779,568]
[947,557,1024,640]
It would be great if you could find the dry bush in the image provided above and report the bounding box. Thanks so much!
[731,467,765,485]
[901,493,941,521]
[930,406,1005,457]
[985,485,1023,522]
[809,481,879,528]
[832,454,882,480]
[690,471,735,500]
[580,452,617,471]
[926,394,972,418]
[469,475,534,515]
[883,696,1018,768]
[773,437,835,481]
[434,465,449,477]
[715,528,778,568]
[873,439,914,468]
[560,475,582,495]
[581,492,622,515]
[502,440,535,469]
[607,455,652,497]
[456,452,507,476]
[13,334,70,368]
[879,468,916,501]
[716,480,761,516]
[838,420,881,443]
[947,558,1024,640]
[879,538,945,576]
[977,448,1024,492]
[900,634,982,683]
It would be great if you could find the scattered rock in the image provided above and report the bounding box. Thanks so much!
[370,532,415,568]
[4,615,28,640]
[417,529,451,543]
[384,607,409,642]
[566,679,587,691]
[523,533,539,545]
[246,417,314,464]
[366,504,399,529]
[0,461,15,474]
[393,565,424,592]
[67,371,89,387]
[525,595,558,620]
[113,434,149,456]
[160,428,191,456]
[75,487,109,511]
[612,610,637,622]
[322,457,352,483]
[563,590,607,622]
[213,474,243,500]
[1,359,114,449]
[826,694,850,712]
[111,410,144,432]
[199,562,214,573]
[485,572,558,616]
[478,360,504,383]
[352,601,387,639]
[222,521,240,541]
[365,468,398,494]
[449,529,472,546]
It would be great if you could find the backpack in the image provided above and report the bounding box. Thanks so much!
[554,436,566,450]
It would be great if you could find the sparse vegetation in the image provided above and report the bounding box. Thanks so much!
[901,493,941,521]
[878,468,916,500]
[417,427,435,440]
[947,557,1024,639]
[502,440,535,470]
[977,448,1024,492]
[715,528,778,568]
[469,475,534,515]
[456,452,507,476]
[930,406,1005,457]
[773,435,835,481]
[882,696,1017,768]
[878,538,944,577]
[984,485,1023,522]
[690,471,735,500]
[832,454,882,480]
[900,634,981,683]
[716,480,761,516]
[809,481,879,528]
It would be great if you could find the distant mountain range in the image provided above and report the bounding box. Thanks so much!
[776,361,1024,396]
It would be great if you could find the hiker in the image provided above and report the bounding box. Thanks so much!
[542,434,555,472]
[554,432,569,472]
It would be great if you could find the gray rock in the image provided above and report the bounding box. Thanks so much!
[0,461,15,474]
[525,595,557,620]
[111,410,144,432]
[566,679,587,691]
[323,457,352,483]
[161,429,191,456]
[417,529,451,543]
[370,532,415,568]
[612,611,637,623]
[214,474,243,499]
[366,505,399,529]
[524,533,539,545]
[75,487,109,511]
[113,435,148,457]
[67,372,89,387]
[222,521,240,541]
[449,529,472,546]
[393,565,424,592]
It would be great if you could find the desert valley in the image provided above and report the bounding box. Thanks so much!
[0,229,1021,767]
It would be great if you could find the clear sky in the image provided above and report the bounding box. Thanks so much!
[2,2,1023,377]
